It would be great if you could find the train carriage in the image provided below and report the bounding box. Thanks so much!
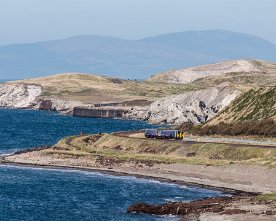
[144,129,184,140]
[144,129,158,138]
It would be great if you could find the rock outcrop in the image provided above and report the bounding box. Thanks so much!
[145,84,241,124]
[0,81,241,125]
[0,83,42,108]
[34,99,82,114]
[0,83,81,114]
[128,197,245,216]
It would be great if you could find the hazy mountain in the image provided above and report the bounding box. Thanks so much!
[142,30,276,60]
[1,30,276,79]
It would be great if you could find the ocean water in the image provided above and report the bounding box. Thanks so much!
[0,165,223,221]
[0,79,15,83]
[0,109,158,154]
[0,109,224,220]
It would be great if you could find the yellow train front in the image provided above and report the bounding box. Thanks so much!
[144,129,184,140]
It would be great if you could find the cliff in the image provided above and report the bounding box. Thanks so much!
[144,84,241,124]
[0,73,191,116]
[0,83,42,108]
[0,74,242,125]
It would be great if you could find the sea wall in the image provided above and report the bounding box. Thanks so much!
[73,107,127,118]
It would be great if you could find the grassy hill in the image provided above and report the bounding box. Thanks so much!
[179,87,276,137]
[208,87,276,124]
[149,60,276,91]
[190,60,276,90]
[13,73,194,104]
[7,60,276,136]
[44,133,276,167]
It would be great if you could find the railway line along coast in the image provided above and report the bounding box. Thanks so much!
[2,130,276,220]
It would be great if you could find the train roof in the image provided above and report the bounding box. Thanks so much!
[145,129,182,132]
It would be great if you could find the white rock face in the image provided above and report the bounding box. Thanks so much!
[0,82,241,125]
[51,99,82,112]
[146,85,241,124]
[34,99,82,114]
[123,106,149,120]
[0,83,42,108]
[150,60,261,83]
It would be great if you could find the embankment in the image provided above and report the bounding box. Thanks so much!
[3,132,276,193]
[3,132,276,220]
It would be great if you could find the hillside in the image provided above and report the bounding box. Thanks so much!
[0,72,242,124]
[177,87,276,136]
[207,87,276,125]
[13,73,192,104]
[1,30,276,79]
[149,60,276,88]
[1,58,275,127]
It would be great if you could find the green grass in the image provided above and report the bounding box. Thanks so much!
[208,86,276,125]
[49,134,276,167]
[256,193,276,202]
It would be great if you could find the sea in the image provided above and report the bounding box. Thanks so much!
[0,109,224,221]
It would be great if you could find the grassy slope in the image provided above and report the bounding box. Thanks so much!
[149,60,276,91]
[44,134,276,167]
[10,61,276,126]
[190,72,276,92]
[13,73,195,104]
[191,61,276,90]
[257,193,276,202]
[207,87,276,125]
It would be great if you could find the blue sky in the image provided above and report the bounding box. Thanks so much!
[0,0,275,45]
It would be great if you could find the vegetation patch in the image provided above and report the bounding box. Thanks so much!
[205,86,276,127]
[51,133,276,167]
[256,193,276,202]
[16,73,195,103]
[180,118,276,137]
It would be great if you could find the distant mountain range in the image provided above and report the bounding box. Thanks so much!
[1,30,276,79]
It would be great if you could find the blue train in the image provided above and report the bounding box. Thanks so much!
[144,129,184,140]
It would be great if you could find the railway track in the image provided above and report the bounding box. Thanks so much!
[112,131,276,149]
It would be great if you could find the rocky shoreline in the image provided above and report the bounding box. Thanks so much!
[1,159,275,221]
[0,80,242,124]
[1,140,276,221]
[128,196,247,216]
[0,159,250,196]
[128,195,276,219]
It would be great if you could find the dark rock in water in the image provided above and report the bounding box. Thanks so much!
[128,197,241,216]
